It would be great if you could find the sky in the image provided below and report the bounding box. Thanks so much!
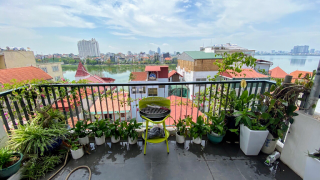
[0,0,320,55]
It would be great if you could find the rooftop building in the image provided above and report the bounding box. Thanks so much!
[77,38,100,59]
[200,43,255,56]
[269,66,288,79]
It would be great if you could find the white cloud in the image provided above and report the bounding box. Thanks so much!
[149,43,159,46]
[163,43,169,46]
[121,37,138,40]
[183,5,191,8]
[111,32,133,36]
[195,2,202,7]
[58,36,79,43]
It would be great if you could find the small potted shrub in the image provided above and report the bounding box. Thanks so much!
[188,116,210,144]
[122,118,143,144]
[107,119,123,143]
[174,117,190,144]
[206,111,227,144]
[66,138,84,160]
[0,148,23,179]
[72,120,90,145]
[88,119,108,145]
[304,148,320,180]
[234,108,268,155]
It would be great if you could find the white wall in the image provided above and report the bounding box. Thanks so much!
[0,120,8,148]
[280,111,320,178]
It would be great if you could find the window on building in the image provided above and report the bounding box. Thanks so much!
[159,85,165,88]
[196,78,206,86]
[132,87,146,94]
[104,114,112,120]
[52,66,59,72]
[41,67,48,73]
[148,88,158,96]
[121,113,125,117]
[55,76,60,81]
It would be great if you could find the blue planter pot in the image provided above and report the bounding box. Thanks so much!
[0,153,23,179]
[207,132,225,144]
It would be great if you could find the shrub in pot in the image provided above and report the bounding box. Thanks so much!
[0,148,23,179]
[234,108,268,156]
[206,111,227,144]
[256,88,298,154]
[106,119,123,143]
[188,116,210,144]
[122,118,143,144]
[72,120,90,145]
[173,117,190,144]
[304,148,320,180]
[88,119,108,145]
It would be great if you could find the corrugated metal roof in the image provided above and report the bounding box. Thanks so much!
[184,51,222,60]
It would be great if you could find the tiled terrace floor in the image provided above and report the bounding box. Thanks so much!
[44,137,301,180]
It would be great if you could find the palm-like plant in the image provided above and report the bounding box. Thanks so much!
[206,111,227,136]
[188,116,210,139]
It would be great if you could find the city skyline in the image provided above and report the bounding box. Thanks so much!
[0,0,320,54]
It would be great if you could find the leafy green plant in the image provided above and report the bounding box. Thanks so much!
[205,111,227,136]
[234,108,267,130]
[72,120,89,138]
[122,118,143,140]
[87,119,108,138]
[7,121,68,156]
[188,116,210,139]
[106,119,123,139]
[66,138,81,151]
[0,148,14,170]
[173,117,190,137]
[308,148,320,160]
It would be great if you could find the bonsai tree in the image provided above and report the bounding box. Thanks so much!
[188,116,210,139]
[87,119,108,138]
[122,118,142,140]
[173,117,190,137]
[205,111,227,136]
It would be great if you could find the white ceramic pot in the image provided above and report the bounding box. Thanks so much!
[176,132,185,144]
[111,135,120,143]
[261,133,277,154]
[78,136,89,145]
[95,135,105,145]
[192,137,202,144]
[240,124,269,156]
[304,154,320,180]
[128,136,138,144]
[71,147,84,160]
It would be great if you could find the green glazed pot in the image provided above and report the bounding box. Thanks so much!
[207,132,225,144]
[0,153,23,179]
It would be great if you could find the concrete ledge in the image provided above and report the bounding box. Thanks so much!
[280,111,320,178]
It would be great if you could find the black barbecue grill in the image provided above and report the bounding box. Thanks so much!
[140,106,171,121]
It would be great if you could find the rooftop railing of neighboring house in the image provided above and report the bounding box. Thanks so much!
[0,80,275,133]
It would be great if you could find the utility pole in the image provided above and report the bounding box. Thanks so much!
[305,60,320,115]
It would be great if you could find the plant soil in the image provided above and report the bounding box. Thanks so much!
[3,156,20,169]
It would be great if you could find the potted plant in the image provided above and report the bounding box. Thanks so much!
[66,138,84,160]
[188,116,210,144]
[173,117,190,144]
[234,108,269,155]
[206,111,227,144]
[107,119,123,143]
[0,148,23,179]
[88,119,108,145]
[122,118,143,144]
[72,120,90,145]
[304,148,320,180]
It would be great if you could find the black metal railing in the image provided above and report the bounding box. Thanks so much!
[0,80,275,133]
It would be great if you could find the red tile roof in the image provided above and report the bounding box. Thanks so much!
[0,66,53,84]
[145,66,168,72]
[168,70,183,78]
[165,57,171,61]
[290,70,313,83]
[269,66,288,79]
[75,62,90,77]
[131,72,147,81]
[220,69,268,79]
[165,95,203,125]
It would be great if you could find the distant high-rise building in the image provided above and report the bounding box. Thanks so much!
[157,47,161,54]
[292,45,309,54]
[127,51,132,56]
[173,51,176,55]
[77,38,100,59]
[149,50,155,55]
[271,50,275,54]
[310,49,315,53]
